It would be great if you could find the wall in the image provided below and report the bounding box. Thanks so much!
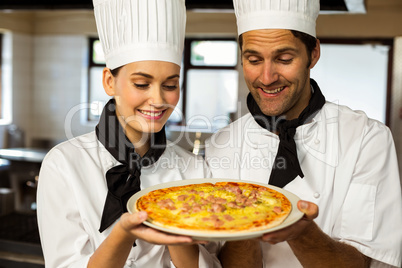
[31,35,93,143]
[391,37,402,176]
[316,0,402,38]
[0,11,97,147]
[11,33,33,144]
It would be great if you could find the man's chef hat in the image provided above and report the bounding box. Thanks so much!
[93,0,186,70]
[232,0,320,37]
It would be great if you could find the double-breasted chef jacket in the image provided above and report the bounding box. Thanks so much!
[37,132,221,268]
[205,101,402,268]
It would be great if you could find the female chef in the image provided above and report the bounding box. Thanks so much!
[36,0,221,267]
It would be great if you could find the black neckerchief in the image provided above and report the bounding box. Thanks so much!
[96,99,166,233]
[247,79,326,188]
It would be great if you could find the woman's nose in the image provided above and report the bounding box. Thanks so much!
[148,87,164,107]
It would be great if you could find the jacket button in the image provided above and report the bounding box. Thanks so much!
[314,139,320,144]
[126,259,133,267]
[313,192,320,198]
[250,143,259,149]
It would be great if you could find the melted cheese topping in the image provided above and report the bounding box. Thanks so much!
[136,182,291,232]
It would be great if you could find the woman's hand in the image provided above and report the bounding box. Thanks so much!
[119,211,195,245]
[89,211,198,268]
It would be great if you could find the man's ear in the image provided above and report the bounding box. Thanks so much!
[309,39,321,69]
[102,68,115,96]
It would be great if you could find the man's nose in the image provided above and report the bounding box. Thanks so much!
[260,62,279,86]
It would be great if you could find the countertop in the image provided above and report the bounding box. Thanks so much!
[0,148,48,163]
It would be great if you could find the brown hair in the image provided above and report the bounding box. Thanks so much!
[110,66,122,77]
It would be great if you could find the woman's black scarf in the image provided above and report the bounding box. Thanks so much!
[247,79,326,188]
[96,99,166,233]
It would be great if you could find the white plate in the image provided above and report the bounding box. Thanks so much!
[127,178,304,241]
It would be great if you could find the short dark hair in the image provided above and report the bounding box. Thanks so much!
[238,30,317,66]
[290,30,317,66]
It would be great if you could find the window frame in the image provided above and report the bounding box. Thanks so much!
[87,37,106,122]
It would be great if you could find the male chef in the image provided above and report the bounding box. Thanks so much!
[205,0,402,267]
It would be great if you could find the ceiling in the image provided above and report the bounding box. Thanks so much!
[0,0,354,12]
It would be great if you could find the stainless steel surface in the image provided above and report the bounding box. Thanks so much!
[0,148,47,163]
[0,148,48,212]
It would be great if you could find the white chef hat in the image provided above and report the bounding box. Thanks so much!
[233,0,320,37]
[93,0,186,70]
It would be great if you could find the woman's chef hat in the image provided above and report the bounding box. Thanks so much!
[93,0,186,70]
[233,0,320,37]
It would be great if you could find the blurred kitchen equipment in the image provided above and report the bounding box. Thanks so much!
[0,188,14,215]
[5,124,25,148]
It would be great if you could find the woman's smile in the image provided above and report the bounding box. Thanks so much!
[137,109,166,120]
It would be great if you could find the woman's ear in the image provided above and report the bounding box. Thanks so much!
[102,68,116,96]
[309,39,321,69]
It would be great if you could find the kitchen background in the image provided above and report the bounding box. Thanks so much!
[0,2,400,140]
[0,0,401,266]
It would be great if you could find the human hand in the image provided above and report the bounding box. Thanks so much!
[118,211,204,245]
[261,200,318,244]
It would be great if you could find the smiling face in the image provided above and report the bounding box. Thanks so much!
[241,29,320,120]
[103,61,180,145]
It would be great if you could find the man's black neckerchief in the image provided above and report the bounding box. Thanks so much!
[247,79,326,187]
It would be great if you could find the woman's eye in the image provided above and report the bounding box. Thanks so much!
[164,85,178,90]
[134,83,149,89]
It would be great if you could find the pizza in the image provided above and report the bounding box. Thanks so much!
[134,181,292,233]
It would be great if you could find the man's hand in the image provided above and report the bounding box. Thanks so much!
[261,200,318,244]
[260,200,371,267]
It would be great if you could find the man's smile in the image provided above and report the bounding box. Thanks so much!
[261,86,285,94]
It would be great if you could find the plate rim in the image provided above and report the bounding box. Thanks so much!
[127,178,304,241]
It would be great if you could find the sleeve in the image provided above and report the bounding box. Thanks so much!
[37,149,92,268]
[200,154,213,178]
[339,122,402,267]
[198,242,223,268]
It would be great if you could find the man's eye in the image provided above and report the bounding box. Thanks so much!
[278,58,293,63]
[248,57,260,64]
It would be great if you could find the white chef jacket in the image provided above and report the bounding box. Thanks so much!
[37,131,221,268]
[205,102,402,268]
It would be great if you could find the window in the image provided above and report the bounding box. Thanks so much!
[173,38,239,132]
[0,31,12,125]
[87,37,110,121]
[311,39,393,125]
